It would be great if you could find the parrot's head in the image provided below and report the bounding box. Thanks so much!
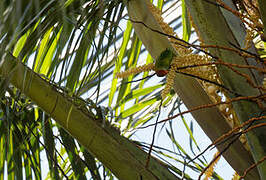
[155,48,174,77]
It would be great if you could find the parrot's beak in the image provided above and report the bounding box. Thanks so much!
[155,70,168,77]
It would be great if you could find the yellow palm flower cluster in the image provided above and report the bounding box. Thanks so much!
[203,151,221,180]
[148,3,218,100]
[161,58,177,100]
[161,53,217,99]
[115,63,155,79]
[148,2,246,147]
[187,14,233,118]
[147,3,192,54]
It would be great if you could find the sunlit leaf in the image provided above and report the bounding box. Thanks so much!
[109,21,133,107]
[119,96,160,118]
[181,0,191,42]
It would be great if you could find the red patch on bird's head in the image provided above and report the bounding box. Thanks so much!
[156,70,168,77]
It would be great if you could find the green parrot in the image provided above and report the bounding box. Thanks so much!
[155,48,175,77]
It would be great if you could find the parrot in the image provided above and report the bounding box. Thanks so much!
[155,48,175,77]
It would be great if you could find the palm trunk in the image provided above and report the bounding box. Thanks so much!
[0,53,179,180]
[184,0,266,179]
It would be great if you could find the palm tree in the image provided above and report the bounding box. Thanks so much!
[0,0,265,179]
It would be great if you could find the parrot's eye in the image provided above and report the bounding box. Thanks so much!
[156,70,168,77]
